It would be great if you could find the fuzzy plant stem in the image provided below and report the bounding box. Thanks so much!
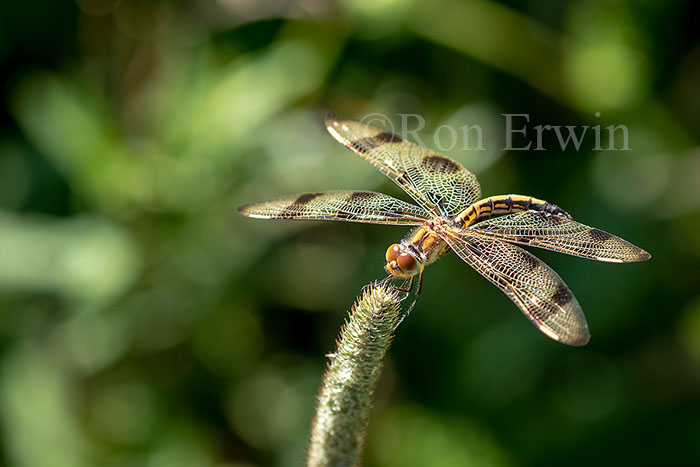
[307,280,403,467]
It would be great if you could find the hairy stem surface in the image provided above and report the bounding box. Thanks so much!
[307,280,403,467]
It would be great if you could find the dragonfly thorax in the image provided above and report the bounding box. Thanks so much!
[384,223,452,278]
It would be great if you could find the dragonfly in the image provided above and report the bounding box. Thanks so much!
[238,113,650,346]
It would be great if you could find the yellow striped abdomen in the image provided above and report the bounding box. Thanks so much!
[454,194,570,228]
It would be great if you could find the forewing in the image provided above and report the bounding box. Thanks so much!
[441,231,590,346]
[326,113,481,219]
[468,211,651,263]
[238,190,429,225]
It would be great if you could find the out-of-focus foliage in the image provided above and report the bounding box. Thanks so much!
[0,0,698,466]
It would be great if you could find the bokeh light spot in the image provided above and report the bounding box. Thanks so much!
[565,40,648,111]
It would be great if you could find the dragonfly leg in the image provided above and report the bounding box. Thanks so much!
[390,275,414,295]
[395,265,424,328]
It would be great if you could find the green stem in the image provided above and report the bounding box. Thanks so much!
[307,280,403,467]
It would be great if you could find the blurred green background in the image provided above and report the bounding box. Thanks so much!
[1,0,699,465]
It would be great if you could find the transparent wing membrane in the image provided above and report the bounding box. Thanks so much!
[441,231,590,346]
[237,190,429,225]
[326,113,481,219]
[468,211,651,263]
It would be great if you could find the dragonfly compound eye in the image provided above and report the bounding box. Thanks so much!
[385,243,401,262]
[397,252,419,274]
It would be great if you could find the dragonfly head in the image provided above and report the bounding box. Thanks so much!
[385,243,421,278]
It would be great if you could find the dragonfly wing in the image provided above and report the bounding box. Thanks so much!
[326,113,481,219]
[468,211,651,263]
[441,231,590,346]
[238,190,429,225]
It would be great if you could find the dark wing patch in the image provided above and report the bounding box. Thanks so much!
[468,211,650,263]
[352,131,403,151]
[421,155,461,174]
[552,283,574,306]
[238,190,429,225]
[589,228,612,242]
[374,131,403,143]
[294,192,322,206]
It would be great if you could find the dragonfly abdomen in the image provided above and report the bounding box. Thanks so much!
[454,195,570,228]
